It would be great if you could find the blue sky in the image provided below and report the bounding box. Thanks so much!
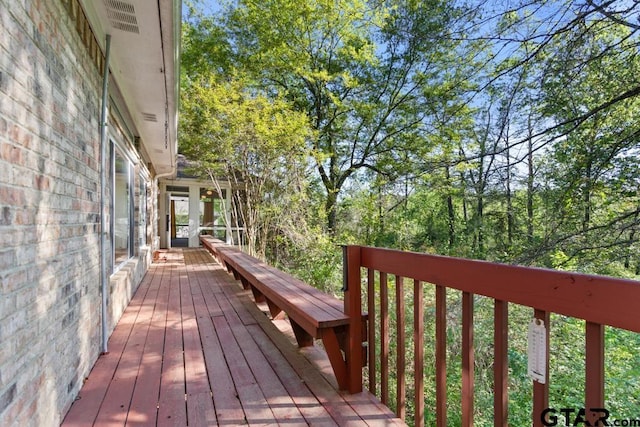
[183,0,223,19]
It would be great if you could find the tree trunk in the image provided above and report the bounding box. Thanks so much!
[445,166,455,249]
[582,156,593,233]
[326,189,338,236]
[624,208,639,269]
[476,138,486,259]
[459,172,468,224]
[527,134,535,245]
[476,195,484,258]
[505,144,513,248]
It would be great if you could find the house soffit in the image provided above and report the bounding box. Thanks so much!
[80,0,181,177]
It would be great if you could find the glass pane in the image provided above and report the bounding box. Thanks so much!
[114,148,130,265]
[173,197,189,238]
[139,178,147,247]
[199,187,224,239]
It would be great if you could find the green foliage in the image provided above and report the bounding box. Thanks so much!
[272,231,343,295]
[179,74,313,257]
[214,0,468,233]
[181,0,640,424]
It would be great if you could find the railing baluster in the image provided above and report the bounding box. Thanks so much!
[367,268,376,394]
[585,321,604,426]
[436,284,447,427]
[354,246,640,426]
[380,271,389,405]
[396,275,406,419]
[414,279,424,427]
[533,309,550,427]
[462,291,474,427]
[494,299,508,427]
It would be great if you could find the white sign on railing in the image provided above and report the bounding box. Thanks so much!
[528,318,547,384]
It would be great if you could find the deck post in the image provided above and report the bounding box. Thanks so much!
[343,245,364,393]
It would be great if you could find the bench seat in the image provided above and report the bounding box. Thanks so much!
[200,235,365,391]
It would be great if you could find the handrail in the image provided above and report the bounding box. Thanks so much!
[343,245,640,427]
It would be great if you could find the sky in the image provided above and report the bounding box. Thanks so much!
[183,0,223,20]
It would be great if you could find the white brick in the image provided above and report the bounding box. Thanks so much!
[0,0,157,424]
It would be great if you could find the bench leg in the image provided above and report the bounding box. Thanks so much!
[238,277,251,291]
[249,284,266,302]
[225,262,239,279]
[321,328,348,391]
[265,299,285,320]
[290,319,314,347]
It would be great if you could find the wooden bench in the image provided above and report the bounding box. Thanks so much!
[200,235,365,391]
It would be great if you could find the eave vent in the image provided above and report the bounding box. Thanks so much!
[142,113,157,122]
[104,0,139,34]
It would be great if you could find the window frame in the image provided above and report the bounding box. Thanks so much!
[139,174,149,248]
[111,141,135,271]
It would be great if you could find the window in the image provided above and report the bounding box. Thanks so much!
[139,177,148,247]
[113,144,134,267]
[199,188,227,240]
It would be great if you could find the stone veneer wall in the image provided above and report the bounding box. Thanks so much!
[0,0,155,425]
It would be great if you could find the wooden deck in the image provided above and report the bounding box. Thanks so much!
[62,248,404,426]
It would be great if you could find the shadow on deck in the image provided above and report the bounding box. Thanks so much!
[62,248,403,426]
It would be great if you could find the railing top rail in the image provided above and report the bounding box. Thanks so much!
[356,245,640,333]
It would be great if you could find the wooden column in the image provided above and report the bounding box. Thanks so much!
[344,245,363,393]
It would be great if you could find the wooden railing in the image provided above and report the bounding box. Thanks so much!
[342,246,640,427]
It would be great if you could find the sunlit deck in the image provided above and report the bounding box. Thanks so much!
[61,248,403,426]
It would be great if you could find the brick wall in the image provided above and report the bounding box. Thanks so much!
[0,0,155,425]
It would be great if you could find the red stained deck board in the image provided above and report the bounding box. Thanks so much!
[192,249,258,327]
[211,314,278,425]
[181,264,217,425]
[241,302,362,426]
[62,248,405,427]
[218,277,357,424]
[247,323,339,426]
[92,275,158,425]
[188,251,252,424]
[62,268,156,426]
[193,290,246,424]
[126,264,170,426]
[156,261,187,427]
[222,296,307,423]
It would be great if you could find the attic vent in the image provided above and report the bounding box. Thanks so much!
[104,0,139,33]
[142,112,158,122]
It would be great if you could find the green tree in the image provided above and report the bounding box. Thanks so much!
[220,0,466,234]
[179,75,312,258]
[536,19,640,273]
